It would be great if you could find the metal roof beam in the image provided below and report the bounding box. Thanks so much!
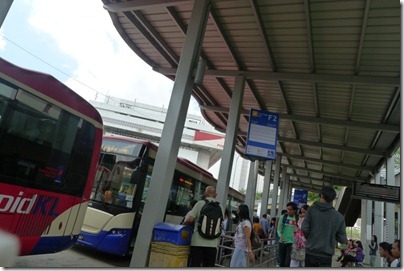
[249,0,276,70]
[123,11,178,67]
[304,0,315,72]
[154,67,400,86]
[280,137,385,157]
[199,105,400,133]
[288,174,353,187]
[283,164,368,182]
[284,154,373,171]
[104,0,192,12]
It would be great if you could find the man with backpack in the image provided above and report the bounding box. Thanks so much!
[182,186,223,267]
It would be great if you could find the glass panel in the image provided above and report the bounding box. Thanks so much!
[97,162,139,209]
[0,84,95,196]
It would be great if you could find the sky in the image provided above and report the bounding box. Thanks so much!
[0,0,201,115]
[0,0,259,188]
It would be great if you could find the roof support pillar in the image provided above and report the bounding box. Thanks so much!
[278,166,288,210]
[374,171,384,267]
[270,155,281,218]
[216,75,245,211]
[129,0,212,267]
[260,160,273,217]
[385,156,395,243]
[245,160,258,219]
[0,0,13,28]
[360,199,370,265]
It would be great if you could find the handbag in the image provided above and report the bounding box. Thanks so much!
[250,230,261,249]
[291,244,305,261]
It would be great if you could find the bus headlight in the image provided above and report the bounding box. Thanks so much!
[110,229,127,235]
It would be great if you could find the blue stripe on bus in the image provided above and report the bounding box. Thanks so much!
[76,229,132,256]
[31,235,78,255]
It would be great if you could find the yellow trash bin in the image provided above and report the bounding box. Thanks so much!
[148,222,193,267]
[148,242,190,267]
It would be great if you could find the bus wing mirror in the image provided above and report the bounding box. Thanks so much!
[130,169,146,184]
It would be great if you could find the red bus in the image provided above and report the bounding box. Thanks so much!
[0,57,103,255]
[76,135,245,256]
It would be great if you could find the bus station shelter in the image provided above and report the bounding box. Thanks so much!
[101,0,399,267]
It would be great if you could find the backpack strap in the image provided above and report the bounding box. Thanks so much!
[282,213,287,224]
[199,199,208,216]
[282,213,299,225]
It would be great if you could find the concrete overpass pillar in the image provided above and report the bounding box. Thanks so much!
[196,148,210,170]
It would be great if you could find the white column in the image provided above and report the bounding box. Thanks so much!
[260,160,273,217]
[280,166,288,208]
[385,156,395,242]
[287,181,292,204]
[361,200,369,265]
[286,173,292,203]
[216,75,245,210]
[367,199,381,266]
[278,168,285,210]
[374,171,384,267]
[270,155,281,217]
[245,160,258,219]
[130,0,212,267]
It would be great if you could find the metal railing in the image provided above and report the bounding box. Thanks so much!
[215,232,278,268]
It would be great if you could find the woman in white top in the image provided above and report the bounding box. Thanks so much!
[230,204,255,267]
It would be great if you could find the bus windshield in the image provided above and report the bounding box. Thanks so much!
[89,138,145,209]
[101,137,144,157]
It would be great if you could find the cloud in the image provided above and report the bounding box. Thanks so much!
[26,0,201,114]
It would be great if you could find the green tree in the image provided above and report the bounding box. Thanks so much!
[308,192,320,202]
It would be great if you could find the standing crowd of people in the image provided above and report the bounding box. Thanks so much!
[181,185,400,268]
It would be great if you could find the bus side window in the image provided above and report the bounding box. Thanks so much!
[0,100,6,124]
[37,120,55,145]
[25,119,39,141]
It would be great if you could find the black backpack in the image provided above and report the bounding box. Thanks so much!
[197,199,223,239]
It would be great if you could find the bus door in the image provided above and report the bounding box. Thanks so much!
[127,162,149,249]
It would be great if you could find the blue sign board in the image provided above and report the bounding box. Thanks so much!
[293,189,308,209]
[245,109,279,160]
